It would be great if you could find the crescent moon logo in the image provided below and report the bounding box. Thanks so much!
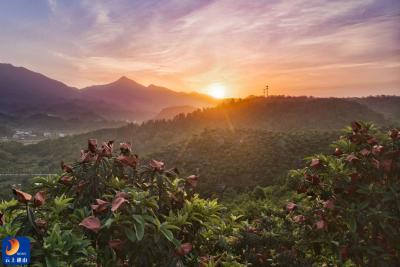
[5,238,20,256]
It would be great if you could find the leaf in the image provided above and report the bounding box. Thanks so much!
[149,159,164,171]
[132,214,145,241]
[45,256,60,267]
[27,206,41,236]
[103,218,114,229]
[175,243,193,257]
[33,191,46,207]
[124,227,137,242]
[79,216,101,233]
[12,189,32,203]
[159,225,174,242]
[111,197,129,212]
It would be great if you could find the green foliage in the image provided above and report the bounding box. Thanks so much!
[287,122,400,265]
[149,129,339,196]
[0,122,398,266]
[0,141,242,266]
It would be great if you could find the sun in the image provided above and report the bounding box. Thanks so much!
[206,83,226,99]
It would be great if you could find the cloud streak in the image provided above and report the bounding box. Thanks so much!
[0,0,399,97]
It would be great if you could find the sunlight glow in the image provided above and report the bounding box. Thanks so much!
[207,83,226,99]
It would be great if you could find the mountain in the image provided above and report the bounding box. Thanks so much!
[0,63,78,114]
[154,105,198,120]
[80,77,216,119]
[0,63,217,132]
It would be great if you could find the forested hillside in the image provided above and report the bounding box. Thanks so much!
[0,96,398,199]
[148,129,339,195]
[354,95,400,123]
[0,122,398,266]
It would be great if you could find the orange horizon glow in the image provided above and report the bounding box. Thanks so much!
[0,1,399,98]
[205,83,226,99]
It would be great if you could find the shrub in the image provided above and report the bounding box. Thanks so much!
[0,140,243,266]
[288,122,400,265]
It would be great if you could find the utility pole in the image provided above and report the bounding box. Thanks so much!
[264,85,269,97]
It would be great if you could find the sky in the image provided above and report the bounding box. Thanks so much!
[0,0,399,97]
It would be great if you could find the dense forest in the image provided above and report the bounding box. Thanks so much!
[1,96,398,170]
[0,96,399,196]
[0,121,398,266]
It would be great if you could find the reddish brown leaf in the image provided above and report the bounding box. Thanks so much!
[293,215,306,223]
[33,191,46,207]
[80,150,98,163]
[88,139,98,153]
[297,185,307,194]
[35,219,47,228]
[149,159,164,171]
[382,159,392,173]
[100,141,113,157]
[186,175,199,188]
[360,148,370,157]
[346,154,359,164]
[247,226,259,234]
[76,180,89,193]
[119,142,132,154]
[286,202,297,212]
[312,175,320,185]
[349,134,362,144]
[35,218,48,230]
[109,239,125,251]
[60,161,73,173]
[367,137,378,145]
[0,212,4,225]
[351,121,362,132]
[315,219,327,230]
[13,189,32,203]
[389,129,399,140]
[314,209,325,217]
[350,173,360,183]
[334,148,343,156]
[79,216,101,233]
[115,191,129,199]
[372,145,384,156]
[310,158,321,168]
[111,197,129,212]
[199,256,210,266]
[323,199,335,210]
[91,199,110,214]
[117,154,138,168]
[59,175,73,186]
[371,158,380,169]
[175,243,193,257]
[340,246,349,260]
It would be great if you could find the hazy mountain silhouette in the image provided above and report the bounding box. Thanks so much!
[0,63,217,130]
[0,63,78,114]
[80,76,216,118]
[154,105,198,120]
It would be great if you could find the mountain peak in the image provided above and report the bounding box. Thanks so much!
[111,76,146,88]
[116,76,131,82]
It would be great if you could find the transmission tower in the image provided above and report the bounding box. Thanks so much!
[264,85,269,97]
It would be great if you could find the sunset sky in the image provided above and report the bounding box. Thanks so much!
[0,0,399,97]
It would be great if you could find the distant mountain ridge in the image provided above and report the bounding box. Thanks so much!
[0,63,78,113]
[0,63,217,123]
[154,105,198,120]
[1,63,399,135]
[80,76,216,119]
